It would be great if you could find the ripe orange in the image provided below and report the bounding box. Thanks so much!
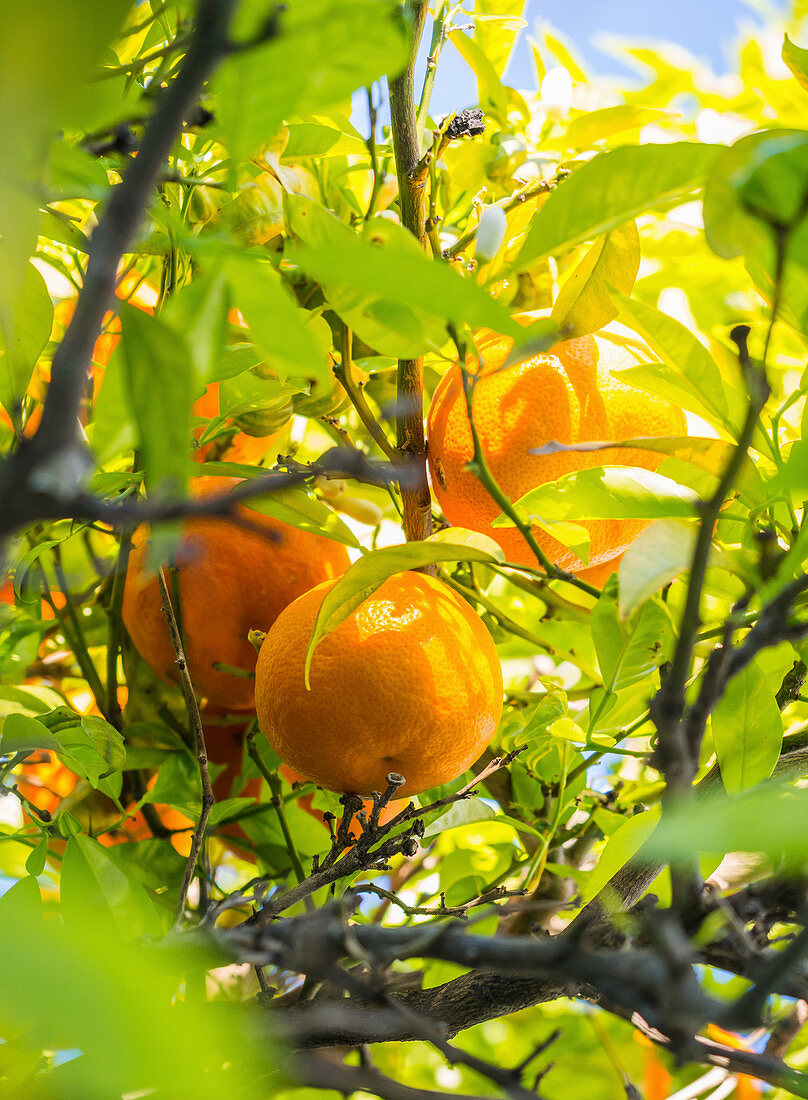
[255,572,503,798]
[426,320,686,576]
[122,481,351,709]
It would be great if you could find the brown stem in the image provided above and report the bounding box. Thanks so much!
[156,569,214,923]
[389,1,433,551]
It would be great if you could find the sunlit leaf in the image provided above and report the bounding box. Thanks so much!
[551,221,640,338]
[783,33,808,94]
[517,142,721,268]
[493,467,698,526]
[618,519,697,620]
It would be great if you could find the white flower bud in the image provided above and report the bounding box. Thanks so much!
[474,205,508,263]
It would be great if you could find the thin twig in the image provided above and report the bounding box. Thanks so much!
[156,570,214,923]
[245,726,312,907]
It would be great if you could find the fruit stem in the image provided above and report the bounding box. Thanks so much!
[389,1,434,554]
[245,727,313,909]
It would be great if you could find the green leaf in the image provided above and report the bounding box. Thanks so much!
[618,519,697,620]
[551,222,640,339]
[213,0,407,167]
[225,255,327,383]
[732,131,808,228]
[579,807,661,905]
[0,263,53,424]
[613,292,746,435]
[449,26,513,120]
[120,305,192,499]
[422,797,497,839]
[712,657,785,794]
[784,34,808,94]
[703,130,808,260]
[517,142,721,268]
[244,486,360,548]
[493,466,698,526]
[303,540,504,686]
[61,835,164,941]
[25,836,48,876]
[0,874,42,924]
[592,592,673,694]
[61,715,126,785]
[532,434,741,481]
[0,712,60,753]
[290,211,547,356]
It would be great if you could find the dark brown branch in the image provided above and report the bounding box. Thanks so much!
[0,0,240,537]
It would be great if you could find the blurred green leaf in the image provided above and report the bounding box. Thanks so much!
[0,902,274,1098]
[0,0,130,306]
[551,221,640,338]
[646,784,808,863]
[562,105,673,151]
[517,142,720,268]
[784,33,808,94]
[120,305,192,499]
[0,263,53,423]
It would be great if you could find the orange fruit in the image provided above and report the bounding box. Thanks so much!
[122,480,351,710]
[426,320,686,575]
[255,572,503,798]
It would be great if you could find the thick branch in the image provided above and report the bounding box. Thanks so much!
[0,0,238,536]
[389,1,433,549]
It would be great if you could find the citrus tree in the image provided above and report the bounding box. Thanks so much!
[4,1,808,1097]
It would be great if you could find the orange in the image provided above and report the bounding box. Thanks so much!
[427,320,686,575]
[255,572,503,798]
[122,480,351,709]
